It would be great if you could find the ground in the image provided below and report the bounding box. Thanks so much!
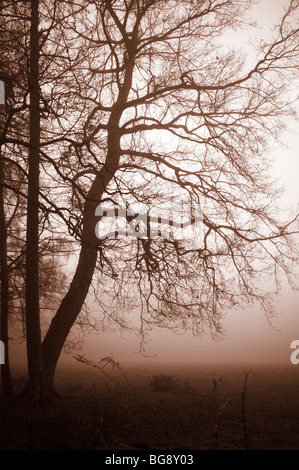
[0,362,298,450]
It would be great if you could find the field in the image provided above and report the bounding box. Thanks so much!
[0,362,299,450]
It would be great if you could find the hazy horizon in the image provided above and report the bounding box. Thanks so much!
[9,289,299,370]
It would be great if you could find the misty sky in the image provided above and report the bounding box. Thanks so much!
[71,0,299,368]
[10,0,299,369]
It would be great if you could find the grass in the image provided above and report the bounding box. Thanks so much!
[0,362,299,450]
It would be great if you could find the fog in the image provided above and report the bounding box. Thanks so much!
[8,0,299,372]
[80,114,299,368]
[76,0,299,369]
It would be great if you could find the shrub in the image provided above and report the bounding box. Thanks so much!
[149,374,178,392]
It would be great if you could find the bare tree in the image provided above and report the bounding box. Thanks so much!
[1,0,299,397]
[0,0,31,397]
[39,0,299,394]
[0,149,13,397]
[25,0,44,399]
[0,0,71,397]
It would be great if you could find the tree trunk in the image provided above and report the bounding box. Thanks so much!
[25,0,43,400]
[41,47,135,394]
[0,152,14,397]
[42,168,116,393]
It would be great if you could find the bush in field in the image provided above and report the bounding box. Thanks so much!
[149,374,178,392]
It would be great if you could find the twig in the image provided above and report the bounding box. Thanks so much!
[213,397,231,449]
[241,369,252,450]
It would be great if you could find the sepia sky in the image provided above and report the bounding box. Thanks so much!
[73,0,299,368]
[9,0,299,369]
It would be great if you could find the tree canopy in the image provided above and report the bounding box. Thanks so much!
[0,0,299,396]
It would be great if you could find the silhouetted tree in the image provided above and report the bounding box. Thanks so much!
[24,0,44,400]
[1,0,299,398]
[0,0,30,397]
[40,0,299,394]
[0,0,70,397]
[0,150,13,397]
